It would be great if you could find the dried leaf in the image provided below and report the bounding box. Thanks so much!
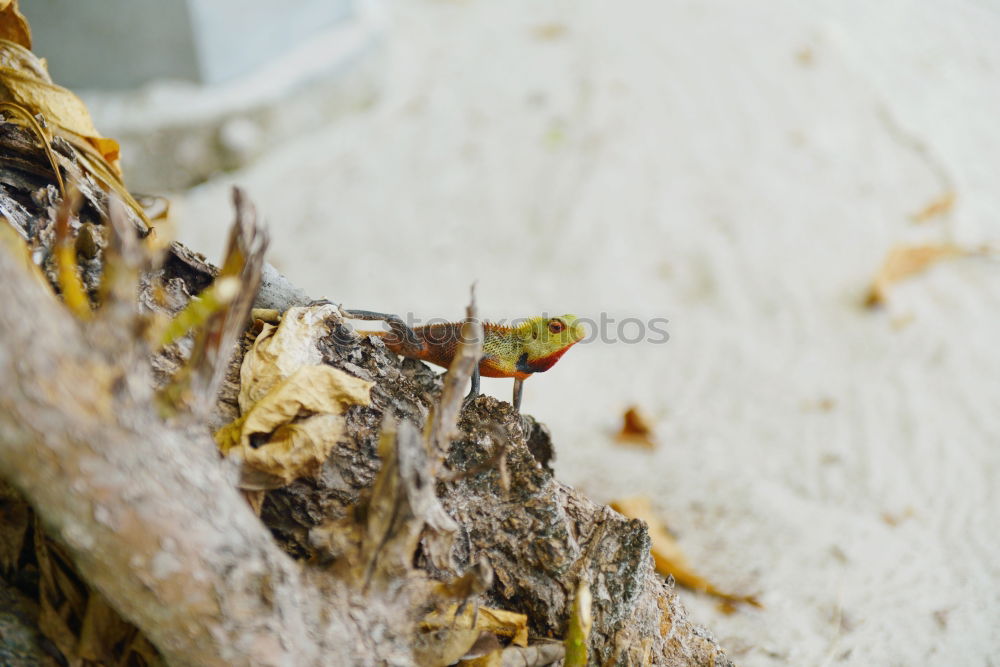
[217,364,372,485]
[237,303,341,411]
[0,1,31,48]
[35,520,88,660]
[911,191,955,222]
[0,40,118,163]
[611,496,761,608]
[0,32,152,231]
[78,594,136,663]
[614,405,656,449]
[865,243,965,307]
[423,604,529,648]
[533,23,568,40]
[564,579,592,667]
[0,481,29,574]
[415,627,483,667]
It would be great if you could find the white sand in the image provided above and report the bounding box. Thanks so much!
[169,1,1000,664]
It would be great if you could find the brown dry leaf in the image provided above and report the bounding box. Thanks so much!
[0,0,30,48]
[614,405,657,449]
[611,496,761,608]
[423,604,530,647]
[911,191,955,223]
[0,481,29,573]
[35,520,89,660]
[865,243,965,307]
[78,595,138,663]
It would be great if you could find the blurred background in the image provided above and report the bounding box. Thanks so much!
[25,1,1000,664]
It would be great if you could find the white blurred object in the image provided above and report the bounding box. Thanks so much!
[22,0,387,190]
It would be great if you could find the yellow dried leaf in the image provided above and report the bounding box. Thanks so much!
[415,628,482,667]
[218,365,372,484]
[0,0,31,49]
[423,604,529,648]
[0,41,120,164]
[219,305,373,484]
[238,305,342,411]
[0,15,156,232]
[865,244,964,307]
[533,23,568,40]
[611,496,761,608]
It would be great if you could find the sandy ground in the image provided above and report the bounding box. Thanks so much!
[165,1,1000,664]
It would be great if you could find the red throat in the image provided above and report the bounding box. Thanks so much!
[526,343,576,373]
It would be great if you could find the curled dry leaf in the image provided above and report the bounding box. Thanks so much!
[614,405,657,449]
[422,604,529,648]
[865,243,965,307]
[216,304,373,486]
[0,0,30,49]
[237,304,341,410]
[611,496,761,609]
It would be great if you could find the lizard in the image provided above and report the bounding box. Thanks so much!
[344,310,586,411]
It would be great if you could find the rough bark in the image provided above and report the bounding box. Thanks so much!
[0,242,389,665]
[0,115,731,665]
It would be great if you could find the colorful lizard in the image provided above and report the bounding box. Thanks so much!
[345,310,586,411]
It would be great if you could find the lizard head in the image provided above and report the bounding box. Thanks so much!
[518,314,587,373]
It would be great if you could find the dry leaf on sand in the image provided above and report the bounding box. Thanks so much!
[611,496,761,609]
[911,191,955,223]
[865,244,965,307]
[614,405,657,449]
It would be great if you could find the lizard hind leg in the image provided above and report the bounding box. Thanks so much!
[343,309,424,355]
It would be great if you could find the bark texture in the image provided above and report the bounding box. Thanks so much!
[0,116,732,665]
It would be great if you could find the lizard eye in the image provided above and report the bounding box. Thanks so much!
[547,320,565,334]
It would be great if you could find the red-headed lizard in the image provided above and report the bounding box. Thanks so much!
[345,310,586,411]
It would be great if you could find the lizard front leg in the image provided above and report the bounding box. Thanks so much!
[512,378,524,412]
